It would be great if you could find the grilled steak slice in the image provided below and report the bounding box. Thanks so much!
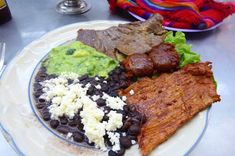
[119,62,220,156]
[77,14,166,59]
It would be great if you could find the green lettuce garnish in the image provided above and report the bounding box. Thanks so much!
[164,31,201,67]
[165,31,217,87]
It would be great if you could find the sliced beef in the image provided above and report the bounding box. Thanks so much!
[115,32,163,55]
[149,43,180,72]
[122,54,154,77]
[119,62,220,156]
[77,14,166,59]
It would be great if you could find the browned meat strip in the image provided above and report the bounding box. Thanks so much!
[119,62,220,156]
[149,43,180,72]
[77,14,166,59]
[122,54,154,77]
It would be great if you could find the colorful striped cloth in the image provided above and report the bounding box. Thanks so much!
[108,0,235,29]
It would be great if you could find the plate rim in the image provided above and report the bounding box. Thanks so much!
[128,11,223,32]
[0,20,211,156]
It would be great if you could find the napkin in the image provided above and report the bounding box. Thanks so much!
[108,0,235,29]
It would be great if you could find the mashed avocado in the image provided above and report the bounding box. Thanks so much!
[43,41,119,78]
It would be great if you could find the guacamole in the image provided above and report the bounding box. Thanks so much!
[43,41,119,78]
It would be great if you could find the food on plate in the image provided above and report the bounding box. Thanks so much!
[32,14,220,156]
[34,65,144,154]
[164,31,200,67]
[43,41,118,78]
[119,62,221,156]
[148,43,180,73]
[122,54,154,77]
[77,14,166,59]
[122,43,180,77]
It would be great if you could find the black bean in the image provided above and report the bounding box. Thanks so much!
[119,81,129,88]
[116,68,122,74]
[50,120,59,129]
[109,92,118,97]
[73,132,84,142]
[119,136,132,149]
[68,79,73,84]
[87,86,95,95]
[77,123,84,131]
[113,75,119,82]
[117,109,125,115]
[119,74,126,80]
[129,105,137,112]
[33,83,42,91]
[128,125,141,135]
[122,120,131,131]
[110,85,120,91]
[34,91,42,98]
[108,150,118,156]
[38,98,46,103]
[131,117,141,124]
[37,72,47,78]
[123,105,129,112]
[68,120,77,127]
[96,98,106,107]
[101,85,109,92]
[36,103,45,109]
[94,90,102,96]
[42,112,50,121]
[60,117,68,125]
[57,125,69,134]
[117,148,125,156]
[104,134,112,146]
[102,115,109,122]
[109,82,116,87]
[90,80,98,86]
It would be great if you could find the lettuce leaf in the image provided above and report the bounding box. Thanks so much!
[164,31,201,67]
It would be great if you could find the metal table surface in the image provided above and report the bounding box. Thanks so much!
[0,0,235,156]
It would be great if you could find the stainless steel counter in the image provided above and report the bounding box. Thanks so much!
[0,0,235,156]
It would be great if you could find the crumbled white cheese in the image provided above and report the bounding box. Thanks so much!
[95,77,99,81]
[106,111,123,131]
[91,95,100,101]
[122,132,126,136]
[66,132,73,139]
[131,140,136,145]
[95,84,102,89]
[80,96,106,150]
[102,93,126,110]
[107,132,121,152]
[40,77,89,119]
[85,83,91,88]
[122,96,127,101]
[103,80,107,83]
[129,89,135,95]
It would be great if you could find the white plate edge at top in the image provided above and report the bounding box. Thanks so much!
[128,11,223,32]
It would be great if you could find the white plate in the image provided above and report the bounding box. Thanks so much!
[0,21,210,156]
[129,11,223,32]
